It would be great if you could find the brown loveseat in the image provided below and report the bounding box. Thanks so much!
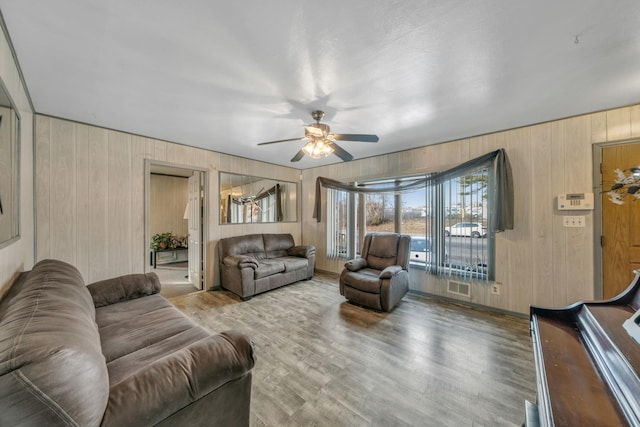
[218,233,315,300]
[0,259,255,426]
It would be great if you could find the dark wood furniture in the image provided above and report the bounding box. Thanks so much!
[528,272,640,426]
[151,247,188,268]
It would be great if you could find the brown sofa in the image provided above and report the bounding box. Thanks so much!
[0,259,255,426]
[339,232,411,312]
[218,233,315,300]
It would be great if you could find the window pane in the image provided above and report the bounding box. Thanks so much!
[441,169,490,280]
[403,187,428,267]
[364,189,394,234]
[326,188,350,258]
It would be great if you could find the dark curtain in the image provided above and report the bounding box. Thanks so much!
[255,185,281,221]
[275,184,283,221]
[313,148,514,232]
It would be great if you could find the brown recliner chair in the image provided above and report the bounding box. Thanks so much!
[339,232,411,312]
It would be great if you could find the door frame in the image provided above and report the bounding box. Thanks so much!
[592,138,640,300]
[144,159,209,289]
[593,143,604,300]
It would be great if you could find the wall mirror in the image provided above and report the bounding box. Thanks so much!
[0,81,19,248]
[219,172,297,224]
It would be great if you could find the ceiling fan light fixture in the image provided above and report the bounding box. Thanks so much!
[257,109,377,162]
[302,139,334,159]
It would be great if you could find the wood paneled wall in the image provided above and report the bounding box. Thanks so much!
[34,116,301,287]
[150,174,188,238]
[301,105,640,315]
[0,22,35,297]
[28,104,640,312]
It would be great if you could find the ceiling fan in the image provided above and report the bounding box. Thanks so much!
[233,187,265,205]
[257,110,379,162]
[233,187,274,212]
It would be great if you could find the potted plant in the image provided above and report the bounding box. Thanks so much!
[150,233,188,250]
[150,232,174,251]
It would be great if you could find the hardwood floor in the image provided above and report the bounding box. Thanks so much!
[168,272,537,426]
[154,265,201,298]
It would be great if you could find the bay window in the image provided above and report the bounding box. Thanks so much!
[320,149,512,283]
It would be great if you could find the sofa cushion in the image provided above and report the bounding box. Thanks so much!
[254,260,285,279]
[219,234,266,259]
[100,331,254,427]
[95,294,208,363]
[263,233,295,258]
[88,272,161,307]
[340,268,382,294]
[366,234,400,270]
[280,256,309,272]
[93,287,255,426]
[0,259,109,427]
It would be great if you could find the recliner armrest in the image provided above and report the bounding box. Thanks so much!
[379,265,403,279]
[223,255,259,269]
[287,245,316,258]
[344,257,368,271]
[88,273,161,307]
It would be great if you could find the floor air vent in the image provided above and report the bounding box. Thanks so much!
[447,280,471,297]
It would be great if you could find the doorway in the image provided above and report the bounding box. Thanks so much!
[145,161,207,293]
[599,142,640,299]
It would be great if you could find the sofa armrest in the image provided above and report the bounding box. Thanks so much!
[101,330,255,426]
[344,257,368,272]
[379,265,403,279]
[87,273,161,308]
[223,255,259,269]
[287,245,316,258]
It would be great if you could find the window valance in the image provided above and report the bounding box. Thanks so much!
[313,148,513,232]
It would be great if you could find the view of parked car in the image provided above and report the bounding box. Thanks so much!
[444,222,487,238]
[409,235,449,265]
[410,236,431,263]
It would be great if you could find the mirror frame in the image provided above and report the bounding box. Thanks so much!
[0,78,20,249]
[219,172,297,224]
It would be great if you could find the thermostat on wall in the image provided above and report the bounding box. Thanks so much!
[557,193,594,210]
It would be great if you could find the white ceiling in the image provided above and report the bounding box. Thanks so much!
[2,1,640,168]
